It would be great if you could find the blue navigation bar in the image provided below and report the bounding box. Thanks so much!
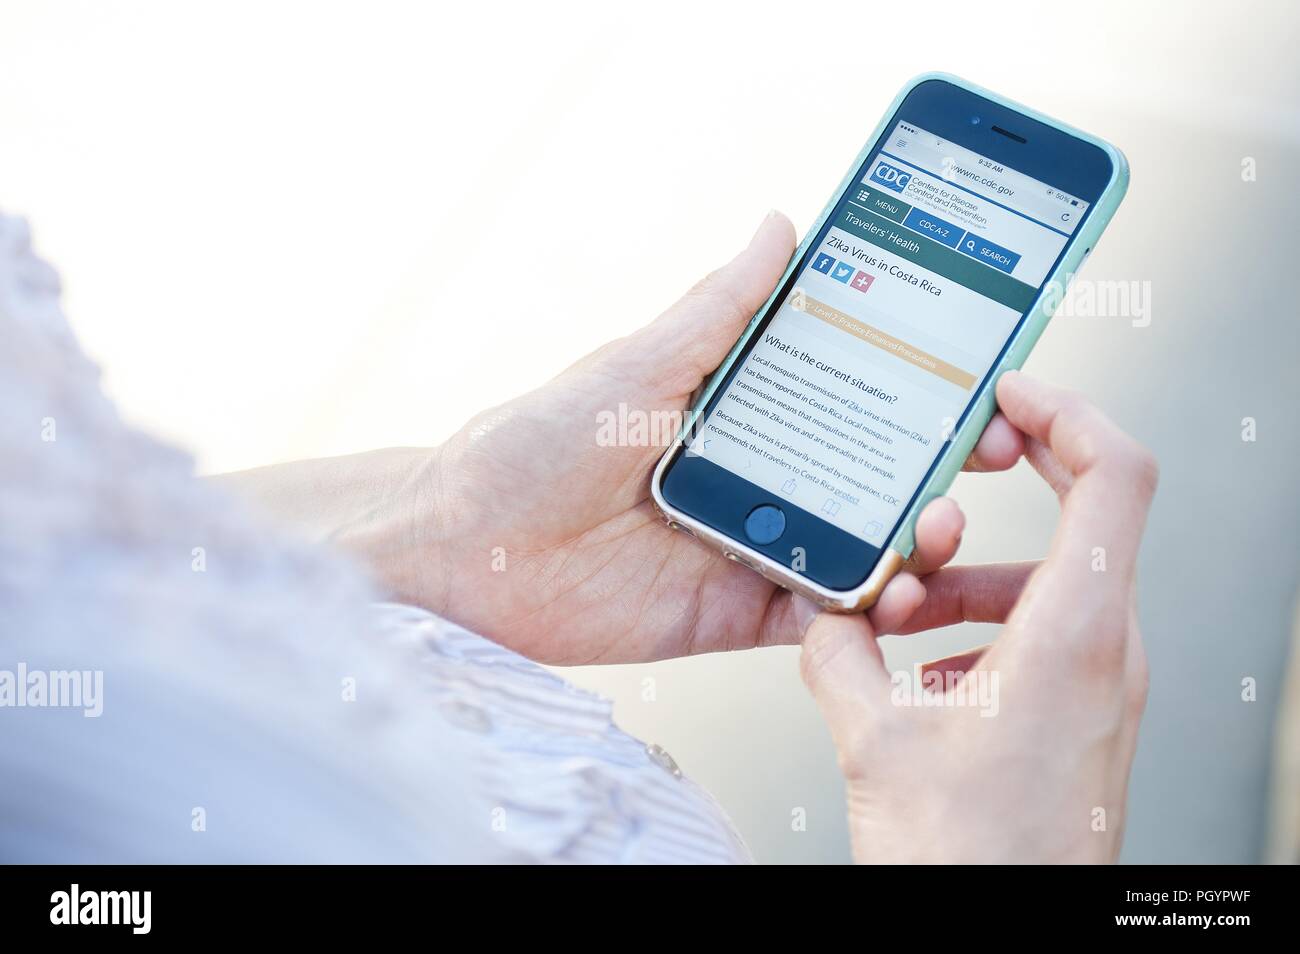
[852,164,1027,279]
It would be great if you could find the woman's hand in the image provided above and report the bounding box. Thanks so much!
[401,212,1026,663]
[220,212,1026,665]
[797,370,1157,863]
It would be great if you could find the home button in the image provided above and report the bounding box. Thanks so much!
[743,504,786,545]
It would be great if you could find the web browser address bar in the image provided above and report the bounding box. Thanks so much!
[886,135,1085,233]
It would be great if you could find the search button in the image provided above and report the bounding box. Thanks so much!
[958,235,1021,275]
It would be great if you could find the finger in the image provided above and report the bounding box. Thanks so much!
[995,371,1158,583]
[888,562,1038,635]
[866,571,927,635]
[996,371,1156,490]
[962,412,1025,473]
[797,598,891,734]
[994,372,1158,660]
[919,645,991,681]
[1023,435,1074,496]
[633,211,797,393]
[903,496,965,576]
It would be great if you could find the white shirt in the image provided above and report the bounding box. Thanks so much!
[0,211,750,864]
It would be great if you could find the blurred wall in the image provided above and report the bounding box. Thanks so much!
[2,0,1297,862]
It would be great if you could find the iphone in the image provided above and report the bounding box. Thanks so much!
[652,73,1129,610]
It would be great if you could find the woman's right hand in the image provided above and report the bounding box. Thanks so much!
[796,370,1158,863]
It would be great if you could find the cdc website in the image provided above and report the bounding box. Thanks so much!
[686,121,1088,544]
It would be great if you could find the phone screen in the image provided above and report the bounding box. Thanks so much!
[668,110,1098,587]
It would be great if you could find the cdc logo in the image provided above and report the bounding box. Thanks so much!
[872,162,912,193]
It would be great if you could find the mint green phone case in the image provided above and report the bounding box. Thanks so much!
[659,72,1129,599]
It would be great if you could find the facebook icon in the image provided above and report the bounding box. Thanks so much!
[811,252,837,274]
[871,161,912,194]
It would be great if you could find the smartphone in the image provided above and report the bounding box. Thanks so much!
[651,73,1128,611]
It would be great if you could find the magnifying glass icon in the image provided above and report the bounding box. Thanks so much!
[965,239,977,252]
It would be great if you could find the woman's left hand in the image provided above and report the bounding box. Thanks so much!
[222,211,1028,664]
[386,211,1028,663]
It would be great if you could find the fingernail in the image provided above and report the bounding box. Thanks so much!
[792,595,821,637]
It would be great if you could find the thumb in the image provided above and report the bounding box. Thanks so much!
[796,597,891,743]
[634,210,796,395]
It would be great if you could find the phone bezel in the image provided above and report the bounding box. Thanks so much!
[652,73,1125,608]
